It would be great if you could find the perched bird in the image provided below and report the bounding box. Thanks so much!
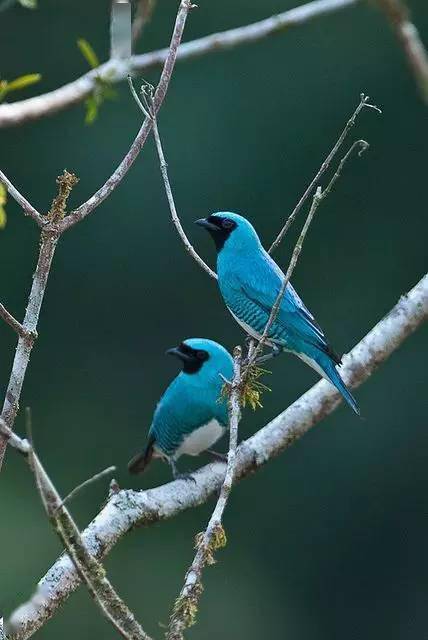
[195,212,359,415]
[128,338,233,479]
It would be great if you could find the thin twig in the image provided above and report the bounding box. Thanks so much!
[248,139,369,368]
[58,0,193,232]
[0,0,359,128]
[167,346,242,640]
[128,77,217,279]
[0,303,27,338]
[0,419,31,455]
[268,94,380,254]
[377,0,428,105]
[56,466,116,511]
[7,272,428,640]
[0,171,44,226]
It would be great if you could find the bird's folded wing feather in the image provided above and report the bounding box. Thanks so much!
[226,254,337,359]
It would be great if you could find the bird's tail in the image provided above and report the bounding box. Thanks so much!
[128,439,154,474]
[313,351,360,416]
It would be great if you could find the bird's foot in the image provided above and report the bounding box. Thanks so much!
[206,449,228,462]
[174,471,197,483]
[169,459,197,483]
[255,344,282,365]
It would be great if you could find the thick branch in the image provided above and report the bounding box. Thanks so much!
[58,0,192,232]
[7,272,428,640]
[0,229,59,471]
[0,0,359,129]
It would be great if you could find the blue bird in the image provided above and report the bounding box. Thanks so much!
[128,338,234,479]
[195,212,359,415]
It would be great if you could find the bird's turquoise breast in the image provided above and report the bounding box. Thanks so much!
[150,371,229,457]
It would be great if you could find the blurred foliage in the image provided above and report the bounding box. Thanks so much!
[0,1,427,640]
[77,37,117,124]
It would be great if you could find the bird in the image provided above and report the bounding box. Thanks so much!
[128,338,234,480]
[195,212,359,415]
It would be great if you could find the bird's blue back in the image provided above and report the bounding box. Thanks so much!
[149,339,233,456]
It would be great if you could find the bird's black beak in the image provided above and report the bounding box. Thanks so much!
[194,217,219,232]
[166,346,192,363]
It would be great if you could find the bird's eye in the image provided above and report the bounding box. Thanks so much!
[196,350,207,360]
[222,219,234,229]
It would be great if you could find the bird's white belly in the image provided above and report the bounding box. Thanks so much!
[175,419,225,458]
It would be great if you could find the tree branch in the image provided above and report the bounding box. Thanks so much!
[58,0,193,232]
[0,420,151,640]
[7,271,428,640]
[0,228,59,471]
[167,347,242,639]
[0,0,359,129]
[0,303,27,338]
[377,0,428,105]
[0,170,44,226]
[0,0,193,471]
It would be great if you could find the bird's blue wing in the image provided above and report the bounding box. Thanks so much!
[221,251,340,363]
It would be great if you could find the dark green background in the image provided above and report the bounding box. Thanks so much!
[1,0,427,638]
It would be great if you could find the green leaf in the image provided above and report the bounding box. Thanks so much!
[0,206,6,230]
[5,73,41,92]
[84,95,99,125]
[18,0,37,8]
[77,38,100,69]
[0,183,7,207]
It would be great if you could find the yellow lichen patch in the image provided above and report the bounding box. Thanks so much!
[0,183,7,229]
[240,364,271,410]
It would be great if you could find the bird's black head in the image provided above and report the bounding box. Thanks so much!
[195,213,238,252]
[166,341,209,374]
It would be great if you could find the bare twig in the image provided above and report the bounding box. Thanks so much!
[247,138,369,368]
[7,272,428,640]
[269,94,380,254]
[0,0,359,128]
[377,0,428,104]
[0,303,26,338]
[0,171,44,226]
[58,0,193,232]
[128,77,217,279]
[167,346,242,639]
[56,466,116,511]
